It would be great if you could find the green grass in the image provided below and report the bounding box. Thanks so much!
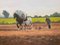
[32,18,45,23]
[0,17,60,24]
[50,17,60,23]
[0,18,16,24]
[32,17,60,23]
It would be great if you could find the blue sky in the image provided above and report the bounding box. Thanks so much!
[0,0,60,17]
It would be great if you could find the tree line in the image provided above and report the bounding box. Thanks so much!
[34,12,60,18]
[0,10,60,18]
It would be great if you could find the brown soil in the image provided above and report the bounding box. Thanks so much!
[0,23,60,45]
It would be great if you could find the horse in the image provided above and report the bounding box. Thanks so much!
[13,10,32,30]
[13,10,27,30]
[22,17,32,30]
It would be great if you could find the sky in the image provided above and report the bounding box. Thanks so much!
[0,0,60,17]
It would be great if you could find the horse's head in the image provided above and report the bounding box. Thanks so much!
[14,10,27,21]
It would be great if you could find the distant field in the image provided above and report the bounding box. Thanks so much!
[32,17,60,23]
[0,18,16,24]
[0,17,60,24]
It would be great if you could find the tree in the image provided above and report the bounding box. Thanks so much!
[44,15,49,17]
[27,16,32,18]
[50,12,60,17]
[34,15,38,18]
[2,10,9,18]
[38,16,42,17]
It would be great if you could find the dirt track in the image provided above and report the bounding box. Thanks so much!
[0,23,60,45]
[0,23,60,30]
[0,23,60,36]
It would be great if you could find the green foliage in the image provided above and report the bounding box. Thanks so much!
[50,17,60,23]
[2,10,10,18]
[32,18,45,23]
[0,18,16,24]
[0,17,60,24]
[32,17,60,23]
[44,15,49,17]
[50,12,60,17]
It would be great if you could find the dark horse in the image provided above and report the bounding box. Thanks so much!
[13,10,27,30]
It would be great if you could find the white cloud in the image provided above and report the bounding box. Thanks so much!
[0,0,60,17]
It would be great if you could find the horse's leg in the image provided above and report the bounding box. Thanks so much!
[17,23,19,28]
[19,23,23,30]
[22,24,25,30]
[21,24,25,30]
[22,21,26,30]
[16,23,20,30]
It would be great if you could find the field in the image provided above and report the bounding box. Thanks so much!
[0,17,60,24]
[32,17,60,23]
[0,18,16,24]
[0,23,60,45]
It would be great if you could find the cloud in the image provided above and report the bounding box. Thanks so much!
[0,0,60,17]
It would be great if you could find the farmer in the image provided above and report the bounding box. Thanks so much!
[46,17,51,29]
